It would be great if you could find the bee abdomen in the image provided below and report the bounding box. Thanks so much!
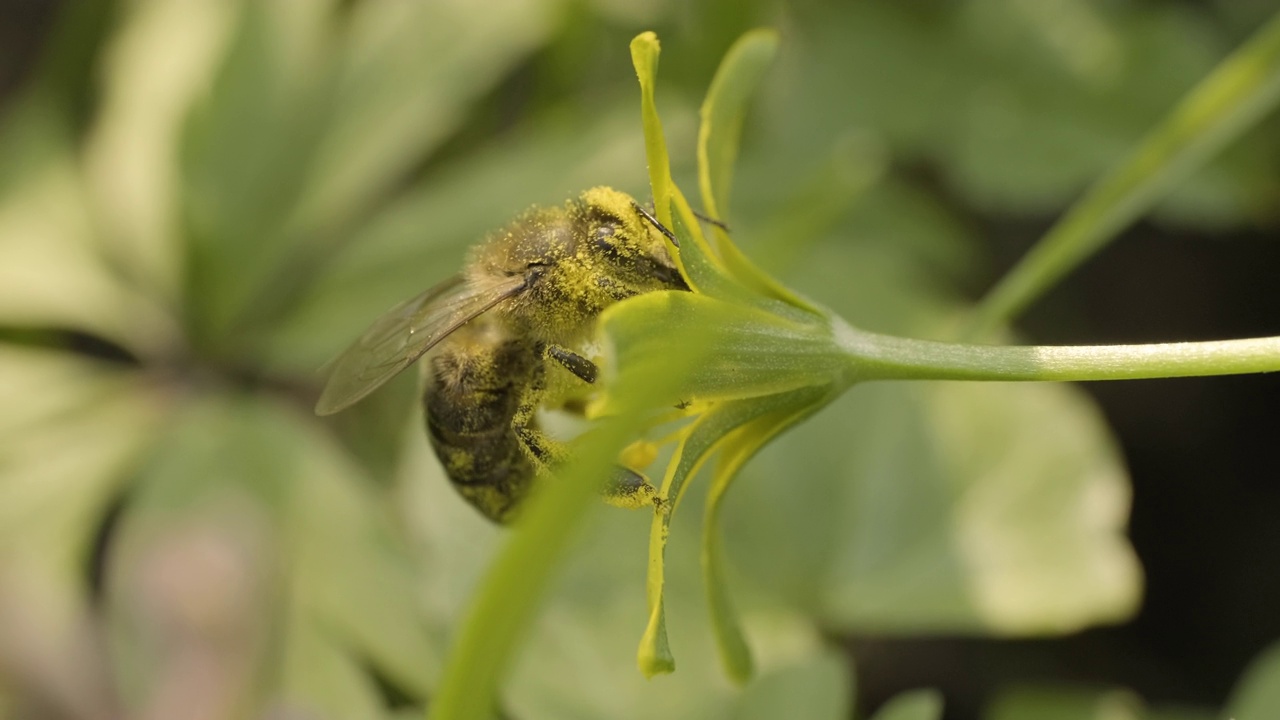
[423,337,540,523]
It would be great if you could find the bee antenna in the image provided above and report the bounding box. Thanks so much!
[631,202,679,248]
[690,208,730,231]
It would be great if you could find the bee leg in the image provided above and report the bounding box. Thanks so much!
[602,466,661,510]
[631,202,678,247]
[512,412,660,510]
[559,397,590,417]
[513,424,568,467]
[633,200,731,240]
[545,345,598,384]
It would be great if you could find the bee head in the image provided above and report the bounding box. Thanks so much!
[577,187,687,293]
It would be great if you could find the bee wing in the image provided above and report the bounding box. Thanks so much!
[315,273,526,415]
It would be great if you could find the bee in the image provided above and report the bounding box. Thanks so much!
[315,187,687,523]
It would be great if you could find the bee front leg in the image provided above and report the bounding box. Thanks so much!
[544,345,598,384]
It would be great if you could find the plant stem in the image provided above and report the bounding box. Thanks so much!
[968,10,1280,336]
[836,320,1280,384]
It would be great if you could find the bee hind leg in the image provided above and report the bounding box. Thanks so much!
[602,466,661,510]
[513,422,660,510]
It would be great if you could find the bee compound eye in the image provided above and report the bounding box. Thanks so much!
[594,224,619,252]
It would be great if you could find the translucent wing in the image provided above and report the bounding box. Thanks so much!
[315,273,526,415]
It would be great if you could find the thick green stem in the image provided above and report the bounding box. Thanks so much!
[837,320,1280,384]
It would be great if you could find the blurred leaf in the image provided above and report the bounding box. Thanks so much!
[315,367,421,485]
[869,689,944,720]
[288,410,441,700]
[103,395,436,714]
[0,346,161,584]
[0,562,119,720]
[0,347,160,720]
[984,686,1143,720]
[291,0,560,237]
[279,618,391,720]
[732,650,852,720]
[0,93,72,197]
[107,504,282,718]
[971,8,1280,334]
[181,0,338,351]
[738,130,888,274]
[732,379,1140,633]
[695,28,816,313]
[104,396,299,714]
[82,0,237,304]
[768,0,1279,228]
[1223,641,1280,720]
[0,134,176,354]
[698,28,778,221]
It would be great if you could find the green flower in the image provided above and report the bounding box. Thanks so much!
[607,30,851,681]
[604,22,1280,681]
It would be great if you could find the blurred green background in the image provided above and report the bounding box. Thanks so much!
[1,1,1279,719]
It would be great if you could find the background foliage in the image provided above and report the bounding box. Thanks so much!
[1,1,1278,719]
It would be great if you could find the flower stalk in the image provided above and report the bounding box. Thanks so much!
[838,322,1280,384]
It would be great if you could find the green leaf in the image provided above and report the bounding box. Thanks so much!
[179,0,562,357]
[869,690,944,720]
[81,0,237,305]
[0,135,175,354]
[181,0,338,351]
[631,32,674,229]
[0,347,159,716]
[288,414,441,700]
[691,28,818,313]
[631,29,801,314]
[637,387,827,678]
[105,396,437,713]
[971,9,1280,334]
[743,131,889,274]
[0,347,161,587]
[702,393,828,683]
[279,615,392,720]
[732,380,1140,634]
[757,2,1270,225]
[698,28,778,221]
[1223,641,1280,720]
[104,396,314,713]
[733,650,852,720]
[290,0,558,238]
